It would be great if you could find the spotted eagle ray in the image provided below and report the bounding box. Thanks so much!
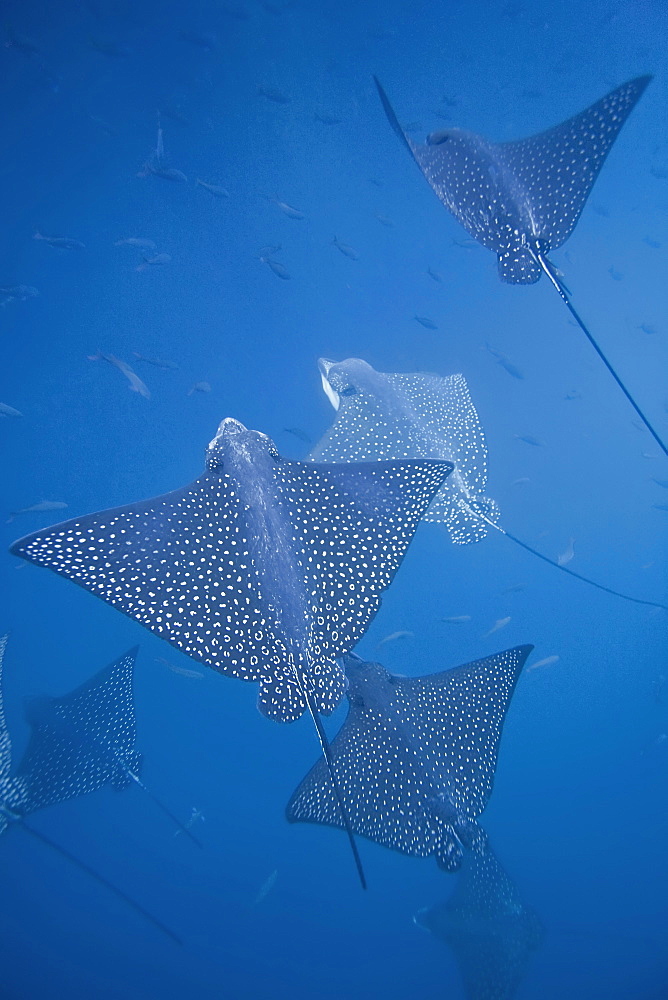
[414,845,544,1000]
[0,636,180,943]
[311,357,667,611]
[10,417,454,887]
[287,645,532,872]
[18,646,201,845]
[374,75,667,458]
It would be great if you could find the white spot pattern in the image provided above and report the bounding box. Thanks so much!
[399,77,651,284]
[0,636,30,832]
[286,645,532,870]
[310,358,499,544]
[10,421,453,723]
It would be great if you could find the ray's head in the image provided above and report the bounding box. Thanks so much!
[206,416,279,471]
[342,654,401,713]
[318,357,395,413]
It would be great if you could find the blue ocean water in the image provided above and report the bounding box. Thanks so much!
[1,0,667,996]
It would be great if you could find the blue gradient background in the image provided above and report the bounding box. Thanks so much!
[1,0,666,997]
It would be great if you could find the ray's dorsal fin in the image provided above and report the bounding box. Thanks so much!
[287,646,532,872]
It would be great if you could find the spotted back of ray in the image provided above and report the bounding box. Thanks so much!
[0,634,10,784]
[310,358,499,545]
[10,418,452,723]
[415,846,544,1000]
[16,648,140,814]
[375,76,651,285]
[287,646,531,870]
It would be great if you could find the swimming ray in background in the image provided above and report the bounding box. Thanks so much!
[311,357,500,545]
[374,76,668,457]
[10,417,454,887]
[311,357,667,611]
[17,647,201,845]
[0,636,180,944]
[287,646,532,872]
[414,844,544,1000]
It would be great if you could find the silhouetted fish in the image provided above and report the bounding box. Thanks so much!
[415,845,544,1000]
[10,418,453,886]
[287,646,532,872]
[373,76,667,457]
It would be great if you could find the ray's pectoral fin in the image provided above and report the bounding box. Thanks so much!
[258,657,347,723]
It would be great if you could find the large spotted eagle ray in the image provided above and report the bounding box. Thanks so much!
[414,845,544,1000]
[10,417,453,887]
[0,637,180,942]
[287,646,531,872]
[310,356,667,611]
[374,75,667,458]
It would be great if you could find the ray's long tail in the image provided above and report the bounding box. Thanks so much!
[465,504,667,611]
[304,693,368,890]
[19,818,182,944]
[533,248,668,458]
[126,771,203,848]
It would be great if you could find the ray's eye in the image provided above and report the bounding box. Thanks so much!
[339,385,358,397]
[426,131,450,145]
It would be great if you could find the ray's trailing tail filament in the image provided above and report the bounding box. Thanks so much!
[18,818,182,945]
[533,247,668,458]
[125,769,203,848]
[465,503,667,611]
[304,693,368,890]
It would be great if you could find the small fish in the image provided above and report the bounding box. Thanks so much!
[187,381,211,396]
[174,807,205,837]
[141,164,188,183]
[426,266,442,283]
[557,537,575,566]
[34,232,85,250]
[414,315,438,330]
[485,342,525,380]
[331,236,359,260]
[114,237,157,250]
[252,870,278,906]
[283,427,312,444]
[483,616,511,638]
[375,213,394,227]
[564,389,582,400]
[136,253,171,272]
[441,615,472,624]
[376,629,414,649]
[651,478,668,489]
[179,29,217,50]
[526,655,560,672]
[155,657,203,679]
[260,255,291,280]
[258,86,290,104]
[451,237,479,250]
[514,434,543,447]
[652,503,668,512]
[501,583,525,594]
[0,402,23,418]
[196,178,230,198]
[608,265,623,281]
[0,284,39,305]
[88,352,151,399]
[643,236,661,249]
[7,500,68,524]
[512,477,530,487]
[639,323,656,335]
[314,111,342,125]
[271,197,305,220]
[132,352,178,370]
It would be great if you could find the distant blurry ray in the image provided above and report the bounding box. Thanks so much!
[374,76,667,457]
[10,417,453,886]
[311,357,498,545]
[312,357,667,611]
[17,647,200,844]
[415,845,543,1000]
[287,646,531,872]
[0,637,180,943]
